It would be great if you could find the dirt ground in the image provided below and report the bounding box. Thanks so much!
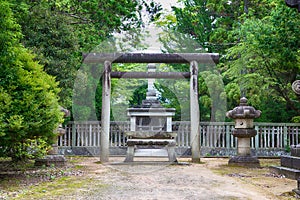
[0,156,299,200]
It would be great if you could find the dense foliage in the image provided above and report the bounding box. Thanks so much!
[1,0,299,163]
[9,0,161,109]
[158,0,300,122]
[0,1,63,160]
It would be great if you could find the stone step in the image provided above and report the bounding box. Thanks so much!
[291,147,300,157]
[281,155,300,170]
[270,166,300,180]
[127,139,176,146]
[134,149,168,157]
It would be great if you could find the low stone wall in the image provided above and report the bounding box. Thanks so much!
[58,146,290,157]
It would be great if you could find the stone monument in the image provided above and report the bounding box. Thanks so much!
[124,64,177,162]
[271,80,300,178]
[226,97,261,167]
[271,80,300,195]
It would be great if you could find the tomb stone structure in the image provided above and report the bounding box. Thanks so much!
[271,80,300,195]
[271,81,300,179]
[124,64,177,162]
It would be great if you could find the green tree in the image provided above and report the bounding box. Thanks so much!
[159,0,300,122]
[9,0,162,110]
[225,0,300,121]
[171,0,213,52]
[0,1,63,161]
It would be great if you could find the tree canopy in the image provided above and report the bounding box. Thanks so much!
[158,0,300,122]
[9,0,162,109]
[0,1,63,160]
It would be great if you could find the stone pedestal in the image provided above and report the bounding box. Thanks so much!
[124,132,177,162]
[229,134,260,167]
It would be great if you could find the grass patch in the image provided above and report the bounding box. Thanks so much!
[74,165,85,170]
[14,176,107,199]
[0,157,12,161]
[211,159,281,177]
[259,159,280,167]
[66,156,86,164]
[0,156,91,199]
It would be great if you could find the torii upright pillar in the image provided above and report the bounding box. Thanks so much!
[190,61,201,163]
[100,61,111,163]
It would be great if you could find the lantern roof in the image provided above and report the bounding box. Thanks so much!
[226,97,261,119]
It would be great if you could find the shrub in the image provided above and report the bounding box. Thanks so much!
[0,1,63,161]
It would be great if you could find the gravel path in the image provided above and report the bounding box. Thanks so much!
[74,157,276,200]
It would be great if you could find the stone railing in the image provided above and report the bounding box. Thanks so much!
[58,121,300,156]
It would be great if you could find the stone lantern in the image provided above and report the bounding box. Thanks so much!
[226,97,261,167]
[35,107,70,167]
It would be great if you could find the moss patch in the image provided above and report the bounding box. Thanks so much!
[14,176,107,199]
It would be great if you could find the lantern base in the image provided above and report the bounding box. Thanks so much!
[228,156,260,167]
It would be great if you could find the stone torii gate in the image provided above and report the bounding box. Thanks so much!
[83,53,219,163]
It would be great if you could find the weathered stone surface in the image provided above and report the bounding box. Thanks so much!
[270,166,300,180]
[35,155,66,167]
[273,146,300,180]
[125,131,177,139]
[127,139,176,146]
[291,145,300,156]
[228,156,260,167]
[232,129,257,138]
[58,146,289,157]
[281,155,300,170]
[226,97,261,119]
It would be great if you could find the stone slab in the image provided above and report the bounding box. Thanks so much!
[228,156,260,167]
[281,155,300,170]
[35,155,66,167]
[58,147,289,157]
[125,132,177,139]
[270,166,300,180]
[291,147,300,157]
[134,149,168,157]
[127,139,176,146]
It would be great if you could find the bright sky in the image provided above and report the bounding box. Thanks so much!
[156,0,179,11]
[113,0,181,53]
[136,0,181,53]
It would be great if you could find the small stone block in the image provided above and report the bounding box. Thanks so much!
[281,156,294,168]
[35,155,66,167]
[124,146,135,162]
[281,155,300,170]
[228,156,260,167]
[291,147,300,157]
[270,166,300,180]
[166,146,177,163]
